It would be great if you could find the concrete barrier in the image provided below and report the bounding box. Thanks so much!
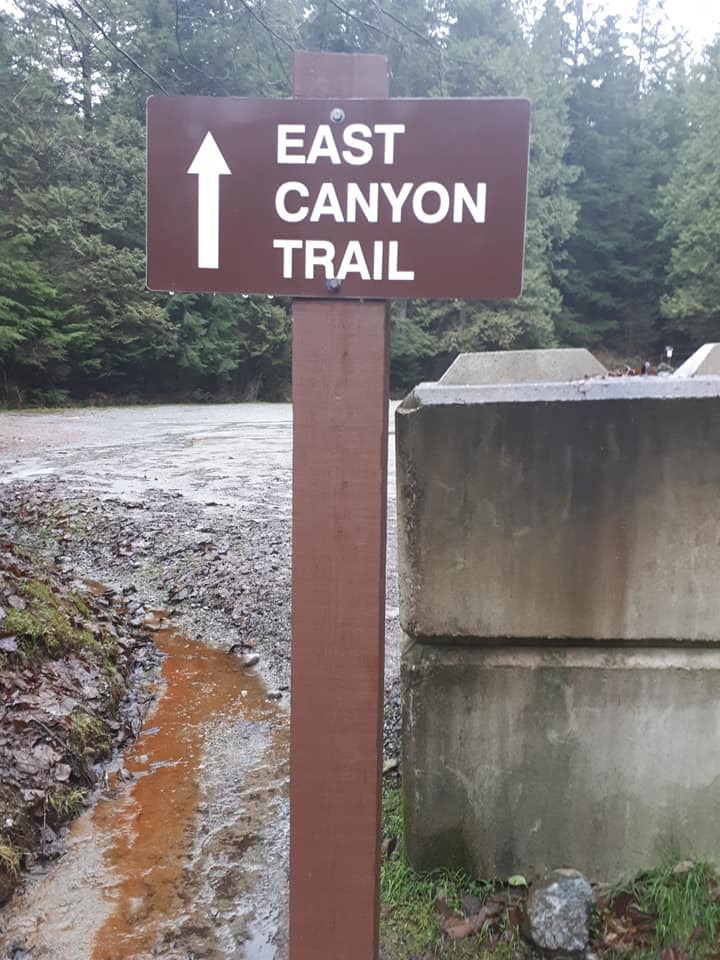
[440,348,606,385]
[675,343,720,377]
[397,346,720,881]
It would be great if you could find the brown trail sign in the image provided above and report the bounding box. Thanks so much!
[146,93,530,300]
[145,50,531,960]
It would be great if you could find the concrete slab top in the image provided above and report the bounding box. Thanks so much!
[675,344,720,378]
[402,375,720,409]
[439,348,607,385]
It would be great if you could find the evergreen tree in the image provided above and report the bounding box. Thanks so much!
[660,38,720,347]
[0,0,704,403]
[558,2,687,357]
[0,10,69,402]
[388,0,576,390]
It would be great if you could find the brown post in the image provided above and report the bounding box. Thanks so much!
[289,52,389,960]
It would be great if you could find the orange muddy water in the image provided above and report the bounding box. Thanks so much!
[0,615,289,960]
[93,616,276,957]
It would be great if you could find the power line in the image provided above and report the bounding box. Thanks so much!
[325,0,404,47]
[64,0,169,93]
[368,0,433,47]
[238,0,294,52]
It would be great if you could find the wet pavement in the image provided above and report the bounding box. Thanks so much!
[0,403,401,960]
[0,403,397,517]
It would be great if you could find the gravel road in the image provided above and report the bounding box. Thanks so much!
[0,402,402,960]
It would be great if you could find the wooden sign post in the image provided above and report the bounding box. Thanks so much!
[289,51,389,960]
[145,58,531,959]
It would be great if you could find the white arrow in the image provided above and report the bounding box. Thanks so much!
[187,132,231,270]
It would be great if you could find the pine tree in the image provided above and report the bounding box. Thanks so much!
[660,38,720,347]
[558,3,688,357]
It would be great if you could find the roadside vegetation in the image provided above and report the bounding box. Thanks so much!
[0,541,153,904]
[2,1,720,406]
[380,785,720,959]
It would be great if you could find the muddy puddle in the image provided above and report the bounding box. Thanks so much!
[0,616,289,960]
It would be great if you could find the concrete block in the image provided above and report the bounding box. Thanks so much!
[440,348,607,385]
[402,642,720,881]
[396,379,720,643]
[675,343,720,377]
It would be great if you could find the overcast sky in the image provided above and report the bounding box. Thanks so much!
[2,0,718,55]
[603,0,720,51]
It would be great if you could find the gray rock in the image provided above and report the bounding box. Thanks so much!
[243,653,260,668]
[524,868,593,956]
[40,825,57,846]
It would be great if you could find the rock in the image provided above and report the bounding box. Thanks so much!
[524,869,593,956]
[461,892,482,917]
[243,653,260,668]
[382,757,399,774]
[43,836,67,861]
[267,690,283,701]
[380,836,397,861]
[54,763,72,782]
[41,825,57,846]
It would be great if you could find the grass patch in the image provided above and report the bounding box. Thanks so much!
[642,860,720,953]
[49,786,88,820]
[610,860,720,959]
[382,784,720,960]
[0,838,21,877]
[380,785,527,958]
[380,784,452,953]
[20,579,56,605]
[5,607,60,657]
[7,579,117,671]
[72,594,91,618]
[69,707,107,753]
[6,586,94,660]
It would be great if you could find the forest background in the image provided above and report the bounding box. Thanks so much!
[1,0,718,404]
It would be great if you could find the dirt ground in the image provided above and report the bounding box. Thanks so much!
[0,403,402,960]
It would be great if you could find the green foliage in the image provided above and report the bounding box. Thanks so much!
[69,708,105,751]
[0,0,715,400]
[49,787,88,819]
[558,7,687,354]
[660,41,720,344]
[382,786,720,960]
[6,578,116,668]
[615,860,720,959]
[0,837,21,876]
[644,862,720,956]
[380,785,494,956]
[0,0,293,404]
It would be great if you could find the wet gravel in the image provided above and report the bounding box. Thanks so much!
[0,403,404,957]
[0,404,403,753]
[0,480,403,762]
